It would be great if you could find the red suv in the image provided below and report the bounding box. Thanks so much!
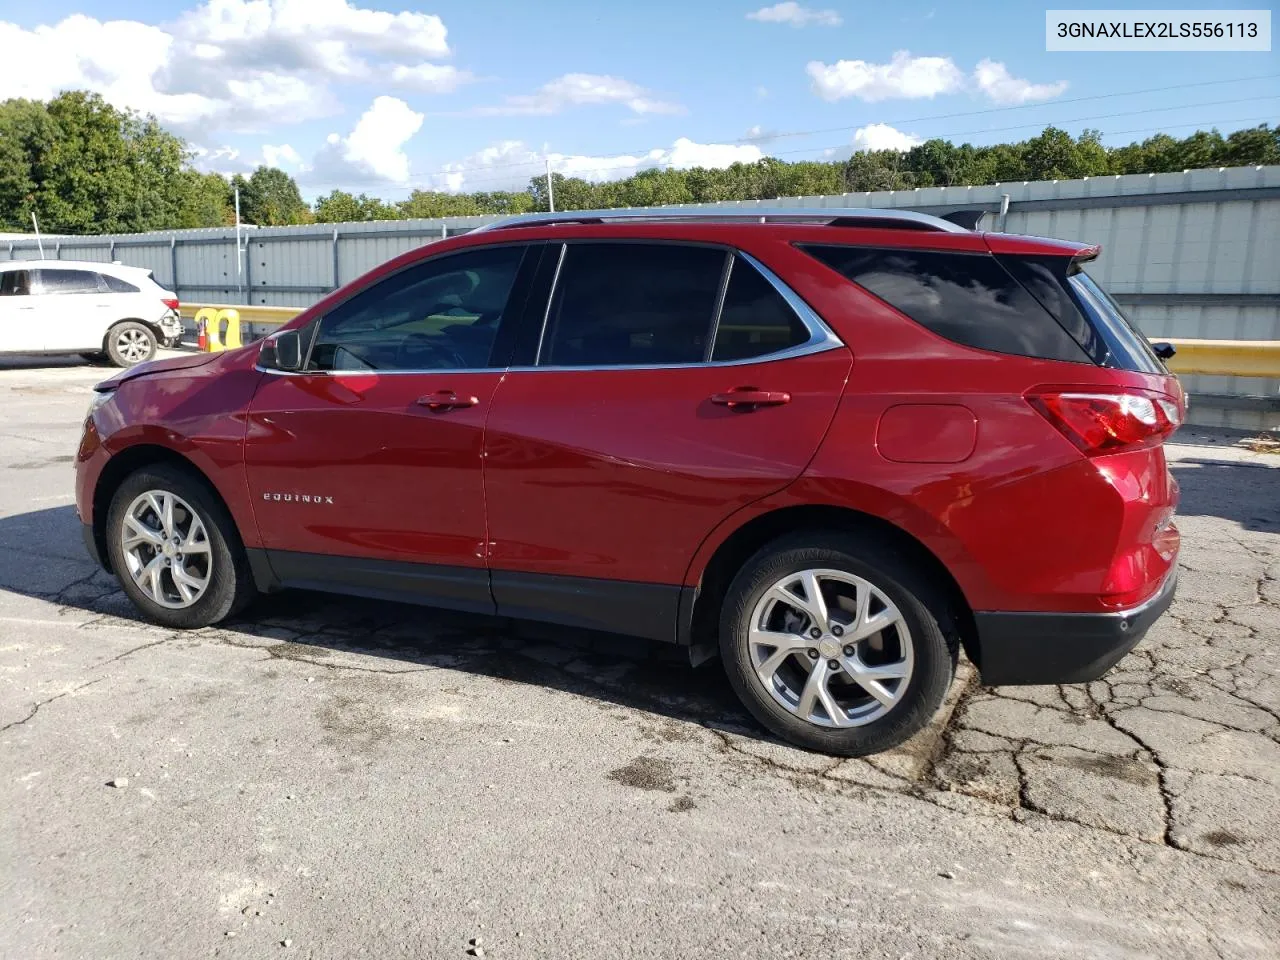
[74,209,1183,756]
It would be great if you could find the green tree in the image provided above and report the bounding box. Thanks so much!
[314,189,398,222]
[232,166,310,225]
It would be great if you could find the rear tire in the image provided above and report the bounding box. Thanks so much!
[719,532,957,757]
[105,321,157,367]
[105,464,256,628]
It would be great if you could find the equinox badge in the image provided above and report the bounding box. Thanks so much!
[263,493,334,504]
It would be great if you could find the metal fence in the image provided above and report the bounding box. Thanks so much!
[5,164,1278,429]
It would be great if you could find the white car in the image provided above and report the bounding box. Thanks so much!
[0,259,184,366]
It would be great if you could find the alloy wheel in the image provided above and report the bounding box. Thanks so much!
[748,568,914,728]
[120,490,212,609]
[116,328,152,363]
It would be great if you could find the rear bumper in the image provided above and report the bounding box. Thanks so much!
[971,571,1177,685]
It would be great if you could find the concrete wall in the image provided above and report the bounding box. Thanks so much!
[6,165,1278,429]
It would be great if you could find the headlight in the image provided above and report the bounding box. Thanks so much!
[88,390,113,416]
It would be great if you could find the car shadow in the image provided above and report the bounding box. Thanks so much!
[1169,455,1280,533]
[0,504,758,741]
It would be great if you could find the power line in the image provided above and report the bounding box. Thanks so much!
[388,104,1277,192]
[387,72,1280,184]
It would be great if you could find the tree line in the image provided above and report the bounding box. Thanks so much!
[2,91,1277,234]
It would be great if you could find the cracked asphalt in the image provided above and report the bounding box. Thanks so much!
[1,355,1278,959]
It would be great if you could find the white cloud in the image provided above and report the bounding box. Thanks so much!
[807,51,965,102]
[747,3,842,27]
[852,123,923,152]
[475,73,683,116]
[807,51,1067,105]
[390,63,474,93]
[427,138,764,194]
[972,59,1069,105]
[0,2,460,136]
[311,96,424,184]
[262,143,305,170]
[743,125,782,144]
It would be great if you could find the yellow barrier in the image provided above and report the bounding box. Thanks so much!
[179,302,1280,377]
[1162,339,1280,378]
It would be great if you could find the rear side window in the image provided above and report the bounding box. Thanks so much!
[540,243,725,367]
[0,270,29,296]
[35,269,104,295]
[802,245,1089,364]
[103,274,140,293]
[711,256,810,362]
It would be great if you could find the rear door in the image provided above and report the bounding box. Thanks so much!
[481,241,852,638]
[244,243,540,612]
[0,269,42,352]
[32,268,114,350]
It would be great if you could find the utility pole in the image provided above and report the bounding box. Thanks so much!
[234,186,243,300]
[546,156,555,213]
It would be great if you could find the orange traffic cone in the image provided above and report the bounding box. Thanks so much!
[196,318,208,352]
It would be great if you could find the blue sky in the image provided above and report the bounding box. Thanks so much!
[0,1,1275,199]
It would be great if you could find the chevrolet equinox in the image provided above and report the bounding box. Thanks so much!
[75,209,1183,756]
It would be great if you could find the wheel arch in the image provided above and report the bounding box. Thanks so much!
[680,504,979,667]
[91,445,239,574]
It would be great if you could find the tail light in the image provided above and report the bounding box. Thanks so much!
[1028,389,1181,455]
[162,298,180,312]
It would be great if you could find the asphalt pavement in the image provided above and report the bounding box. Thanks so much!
[1,354,1277,959]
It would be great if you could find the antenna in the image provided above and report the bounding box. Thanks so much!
[31,212,44,258]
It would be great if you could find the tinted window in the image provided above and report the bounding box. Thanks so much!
[103,274,140,293]
[0,270,29,296]
[308,246,527,372]
[802,245,1089,363]
[1069,270,1166,374]
[36,269,104,295]
[711,256,809,362]
[540,243,725,367]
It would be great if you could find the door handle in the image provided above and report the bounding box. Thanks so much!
[710,387,791,410]
[416,390,479,411]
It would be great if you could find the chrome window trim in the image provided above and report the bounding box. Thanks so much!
[252,245,845,378]
[532,243,566,366]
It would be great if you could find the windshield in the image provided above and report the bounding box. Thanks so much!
[1068,269,1167,374]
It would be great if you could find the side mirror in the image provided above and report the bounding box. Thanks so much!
[1152,341,1177,361]
[264,331,303,371]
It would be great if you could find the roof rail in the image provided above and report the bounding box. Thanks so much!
[474,207,970,234]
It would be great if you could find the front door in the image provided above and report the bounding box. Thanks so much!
[244,242,538,613]
[482,242,852,638]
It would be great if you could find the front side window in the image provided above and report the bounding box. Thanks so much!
[35,269,104,295]
[0,270,29,296]
[307,245,527,372]
[539,243,726,367]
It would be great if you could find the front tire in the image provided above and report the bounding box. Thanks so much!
[719,533,957,757]
[105,464,256,628]
[105,321,157,367]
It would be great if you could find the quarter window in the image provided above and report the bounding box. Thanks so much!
[539,243,725,367]
[102,274,140,293]
[711,256,810,362]
[35,269,105,295]
[307,246,528,372]
[802,245,1089,363]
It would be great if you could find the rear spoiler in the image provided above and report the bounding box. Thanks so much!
[938,209,987,231]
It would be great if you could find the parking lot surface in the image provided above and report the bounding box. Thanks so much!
[2,355,1278,959]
